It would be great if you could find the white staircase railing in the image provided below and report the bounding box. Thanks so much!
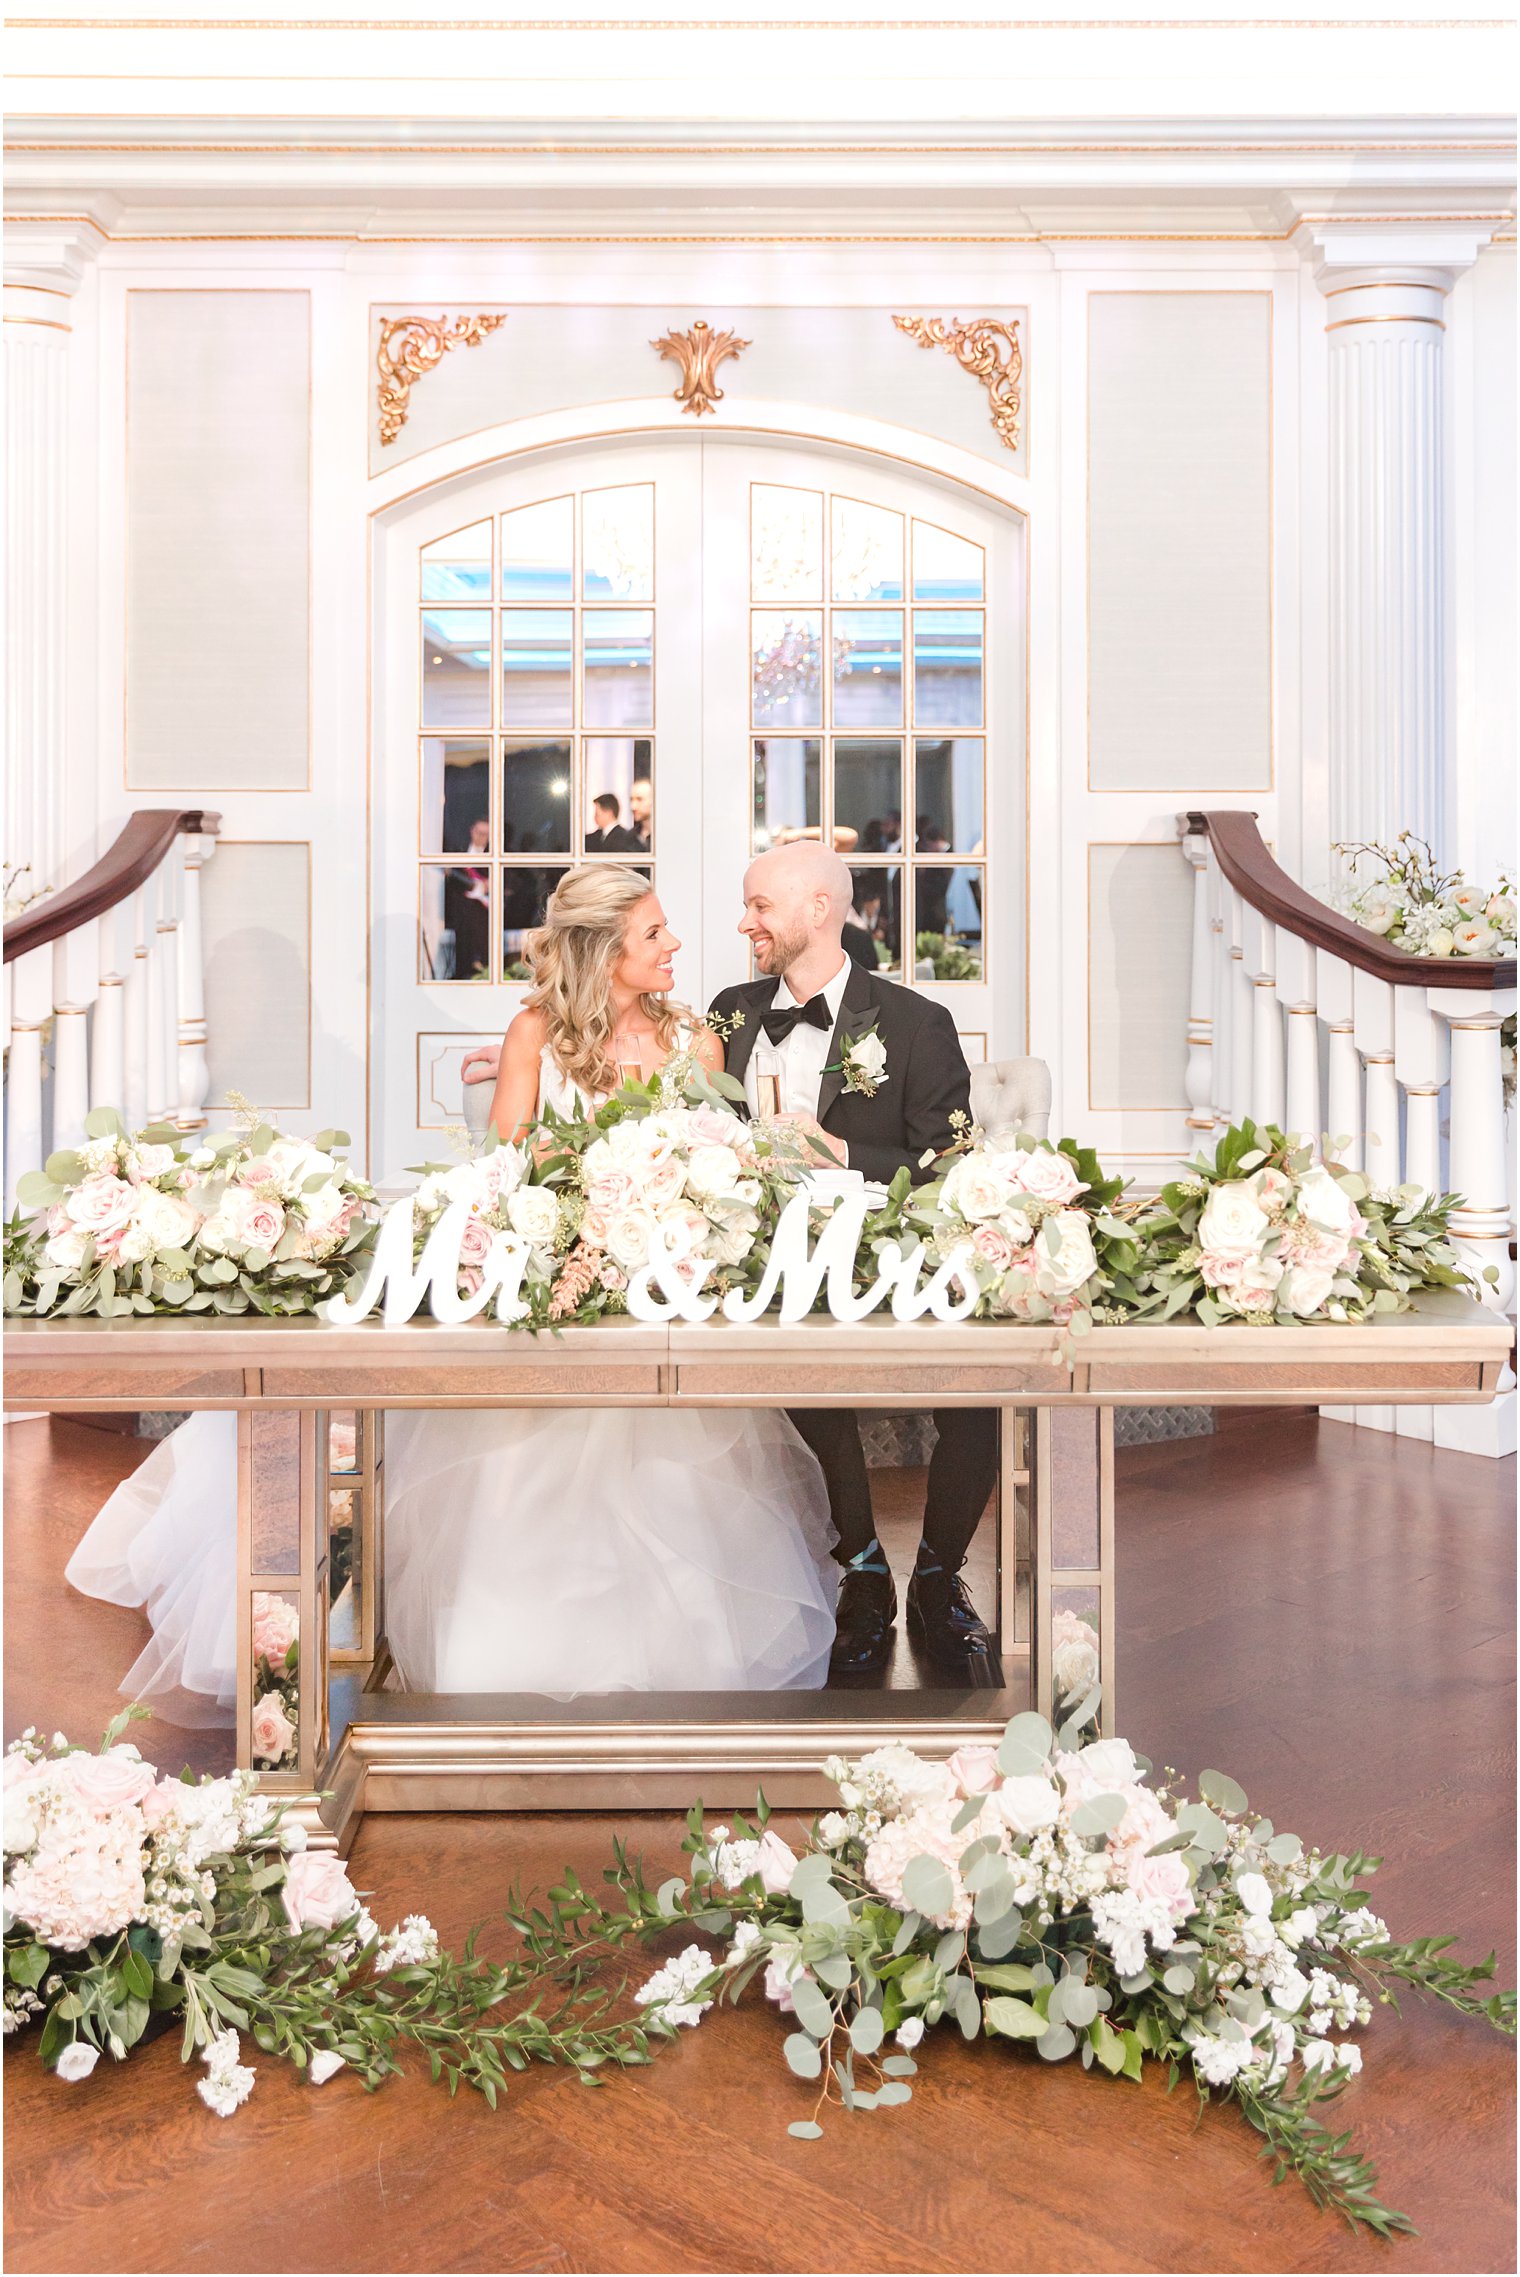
[3,811,219,1207]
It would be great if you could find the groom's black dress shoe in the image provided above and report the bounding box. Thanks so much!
[906,1564,994,1664]
[829,1565,897,1676]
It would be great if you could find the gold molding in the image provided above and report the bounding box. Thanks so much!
[894,313,1023,454]
[376,311,506,447]
[7,14,1509,26]
[650,318,750,417]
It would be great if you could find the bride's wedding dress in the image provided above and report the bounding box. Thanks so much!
[66,1046,839,1712]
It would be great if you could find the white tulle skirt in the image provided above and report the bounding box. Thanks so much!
[65,1405,838,1717]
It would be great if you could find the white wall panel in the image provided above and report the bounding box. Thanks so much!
[1087,842,1192,1112]
[126,290,309,790]
[201,841,311,1109]
[1087,291,1271,793]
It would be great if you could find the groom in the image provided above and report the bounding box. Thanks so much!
[709,842,998,1678]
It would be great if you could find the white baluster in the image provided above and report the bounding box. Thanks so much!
[1180,827,1214,1134]
[49,918,98,1153]
[1227,887,1253,1128]
[1208,852,1232,1126]
[122,885,150,1131]
[91,900,133,1114]
[5,941,51,1205]
[177,832,212,1130]
[1429,990,1517,1317]
[1249,910,1285,1130]
[1317,951,1361,1166]
[1353,972,1400,1193]
[1394,988,1449,1198]
[156,852,183,1126]
[1279,934,1320,1150]
[143,868,166,1125]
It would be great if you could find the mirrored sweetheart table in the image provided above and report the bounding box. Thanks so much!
[6,1296,1508,1850]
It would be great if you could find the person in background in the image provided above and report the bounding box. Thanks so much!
[628,777,653,850]
[585,793,641,853]
[443,817,490,981]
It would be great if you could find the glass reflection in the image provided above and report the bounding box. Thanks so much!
[502,866,572,979]
[752,738,821,850]
[914,738,984,855]
[914,866,984,980]
[583,485,654,600]
[420,739,490,855]
[328,1480,360,1652]
[752,611,823,728]
[502,739,572,854]
[420,863,490,983]
[584,740,653,851]
[501,497,573,600]
[1051,1586,1102,1732]
[849,861,901,974]
[834,739,903,859]
[584,610,653,730]
[421,611,491,730]
[751,485,823,602]
[831,497,903,601]
[913,612,983,727]
[832,610,903,728]
[502,610,573,729]
[421,519,491,601]
[913,521,985,602]
[250,1590,300,1772]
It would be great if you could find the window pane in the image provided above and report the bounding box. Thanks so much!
[831,497,903,601]
[833,738,903,859]
[502,497,573,600]
[849,862,901,975]
[421,519,491,600]
[583,485,653,600]
[913,611,983,727]
[752,737,821,851]
[502,609,573,728]
[913,521,984,602]
[914,866,984,980]
[420,863,491,983]
[914,738,984,855]
[421,610,491,729]
[584,740,653,851]
[584,609,653,730]
[501,738,572,854]
[502,865,572,977]
[752,485,822,602]
[833,610,903,728]
[420,738,490,855]
[752,611,823,728]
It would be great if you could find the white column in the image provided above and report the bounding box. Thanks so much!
[1314,227,1493,862]
[4,944,51,1206]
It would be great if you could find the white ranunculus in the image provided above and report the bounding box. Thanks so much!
[683,1144,744,1202]
[1195,1180,1270,1262]
[1296,1164,1359,1238]
[941,1152,1021,1223]
[505,1186,560,1248]
[1452,920,1499,958]
[1032,1210,1097,1298]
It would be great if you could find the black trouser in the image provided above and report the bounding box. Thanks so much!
[787,1408,999,1570]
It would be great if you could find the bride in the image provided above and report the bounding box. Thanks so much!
[66,867,839,1711]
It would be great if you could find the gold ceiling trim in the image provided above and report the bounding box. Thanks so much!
[650,318,750,416]
[9,14,1510,25]
[376,310,505,446]
[894,313,1023,453]
[9,137,1516,156]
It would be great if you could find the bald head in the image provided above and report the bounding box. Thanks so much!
[740,840,854,983]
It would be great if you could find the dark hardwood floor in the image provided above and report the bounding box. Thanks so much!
[3,1412,1515,2275]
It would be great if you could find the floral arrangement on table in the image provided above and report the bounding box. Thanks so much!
[3,1711,658,2111]
[405,1054,813,1328]
[914,930,982,983]
[2,1102,376,1321]
[1131,1120,1473,1327]
[536,1711,1515,2239]
[860,1127,1142,1334]
[250,1595,300,1772]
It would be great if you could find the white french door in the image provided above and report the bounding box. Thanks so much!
[375,436,1024,1180]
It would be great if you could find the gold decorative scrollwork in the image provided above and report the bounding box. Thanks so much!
[893,313,1023,454]
[376,312,507,446]
[650,318,751,417]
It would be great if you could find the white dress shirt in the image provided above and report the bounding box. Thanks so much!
[744,956,851,1122]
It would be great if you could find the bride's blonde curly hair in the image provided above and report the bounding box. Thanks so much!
[524,866,690,1098]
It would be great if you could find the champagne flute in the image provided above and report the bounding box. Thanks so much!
[752,1046,783,1123]
[615,1031,645,1089]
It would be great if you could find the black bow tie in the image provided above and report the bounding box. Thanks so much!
[761,994,834,1044]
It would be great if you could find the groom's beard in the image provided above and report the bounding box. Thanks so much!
[751,916,811,977]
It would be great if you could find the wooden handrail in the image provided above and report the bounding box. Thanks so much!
[1186,810,1517,992]
[3,810,220,965]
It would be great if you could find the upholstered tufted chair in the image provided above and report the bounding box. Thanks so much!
[969,1056,1053,1142]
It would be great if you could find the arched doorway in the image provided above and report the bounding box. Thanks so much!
[374,432,1026,1178]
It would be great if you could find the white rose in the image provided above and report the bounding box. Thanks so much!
[119,1187,199,1264]
[640,1158,686,1208]
[42,1226,89,1274]
[848,1031,888,1082]
[1277,1262,1336,1315]
[1069,1738,1139,1790]
[505,1187,560,1247]
[259,1139,339,1199]
[1032,1211,1097,1299]
[605,1210,656,1271]
[1196,1180,1270,1262]
[941,1153,1021,1223]
[127,1142,176,1181]
[997,1774,1061,1837]
[54,2043,100,2082]
[1235,1871,1273,1918]
[1230,1252,1285,1312]
[684,1145,744,1202]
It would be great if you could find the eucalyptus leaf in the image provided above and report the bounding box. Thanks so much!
[880,2055,918,2077]
[1060,1981,1099,2028]
[83,1106,124,1140]
[787,2120,824,2140]
[973,1909,1025,1961]
[1037,2022,1078,2062]
[972,1873,1018,1928]
[1266,1832,1303,1866]
[812,1950,853,1991]
[952,1976,982,2040]
[933,1930,966,1971]
[874,2080,913,2106]
[801,1880,851,1930]
[950,1795,985,1835]
[1070,1792,1127,1839]
[848,2007,884,2056]
[784,2032,824,2079]
[788,1852,837,1895]
[789,1973,835,2041]
[1199,1769,1248,1816]
[996,1710,1053,1778]
[982,1995,1045,2040]
[1162,1964,1196,1995]
[900,1854,955,1921]
[654,1876,686,1914]
[890,1911,922,1957]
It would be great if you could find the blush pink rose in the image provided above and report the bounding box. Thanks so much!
[1198,1251,1245,1290]
[971,1225,1017,1272]
[456,1215,493,1267]
[57,1747,158,1814]
[140,1780,184,1829]
[1125,1845,1194,1924]
[251,1593,298,1671]
[64,1174,137,1239]
[763,1955,797,2013]
[944,1744,1002,1797]
[1007,1149,1086,1206]
[685,1108,746,1148]
[250,1693,296,1764]
[585,1168,637,1216]
[281,1847,361,1934]
[754,1829,799,1895]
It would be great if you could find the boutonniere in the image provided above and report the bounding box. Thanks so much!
[832,1024,889,1098]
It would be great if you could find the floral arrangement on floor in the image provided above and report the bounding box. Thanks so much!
[3,1711,657,2109]
[1130,1120,1473,1326]
[528,1711,1515,2238]
[2,1102,376,1320]
[1338,832,1515,962]
[250,1595,300,1772]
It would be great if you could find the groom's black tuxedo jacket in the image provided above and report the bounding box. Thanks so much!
[707,959,971,1187]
